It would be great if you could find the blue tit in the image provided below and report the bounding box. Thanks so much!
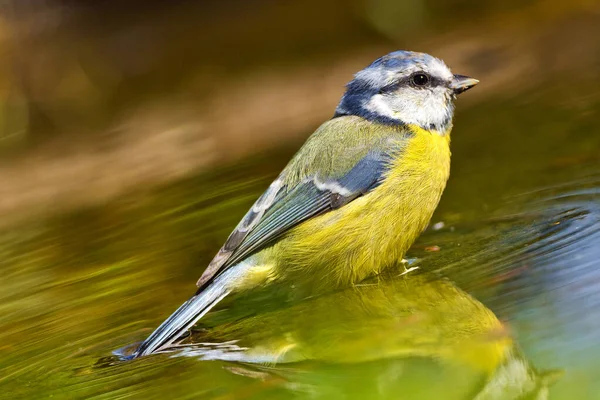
[132,50,478,357]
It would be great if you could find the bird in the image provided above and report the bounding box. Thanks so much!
[132,50,478,358]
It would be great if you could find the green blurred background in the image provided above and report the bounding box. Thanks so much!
[0,0,598,225]
[1,1,600,399]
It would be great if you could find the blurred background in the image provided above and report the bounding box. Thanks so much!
[1,1,600,399]
[0,0,598,224]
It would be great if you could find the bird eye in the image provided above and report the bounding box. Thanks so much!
[411,73,430,87]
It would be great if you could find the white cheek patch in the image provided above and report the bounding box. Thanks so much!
[367,87,453,131]
[365,94,402,121]
[409,88,453,128]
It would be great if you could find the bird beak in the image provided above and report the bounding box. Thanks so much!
[451,74,479,95]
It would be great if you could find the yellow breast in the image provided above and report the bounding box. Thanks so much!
[271,125,451,290]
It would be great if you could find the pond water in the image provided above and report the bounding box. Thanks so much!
[1,81,599,399]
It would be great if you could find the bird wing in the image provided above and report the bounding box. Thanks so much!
[196,149,394,288]
[196,113,413,289]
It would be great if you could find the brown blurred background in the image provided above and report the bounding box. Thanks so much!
[0,0,598,226]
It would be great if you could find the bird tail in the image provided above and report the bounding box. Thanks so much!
[132,262,254,358]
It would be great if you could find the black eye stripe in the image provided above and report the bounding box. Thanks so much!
[378,74,447,94]
[428,76,446,87]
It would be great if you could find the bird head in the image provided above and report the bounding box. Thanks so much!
[335,50,478,133]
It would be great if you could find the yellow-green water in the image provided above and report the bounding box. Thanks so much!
[1,83,600,399]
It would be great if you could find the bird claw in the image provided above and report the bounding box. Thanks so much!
[400,266,419,276]
[400,258,420,275]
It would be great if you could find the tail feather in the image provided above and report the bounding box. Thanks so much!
[133,289,230,357]
[133,261,253,358]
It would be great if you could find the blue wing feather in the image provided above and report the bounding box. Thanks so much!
[197,150,392,288]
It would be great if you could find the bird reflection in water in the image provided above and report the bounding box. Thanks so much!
[140,271,561,400]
